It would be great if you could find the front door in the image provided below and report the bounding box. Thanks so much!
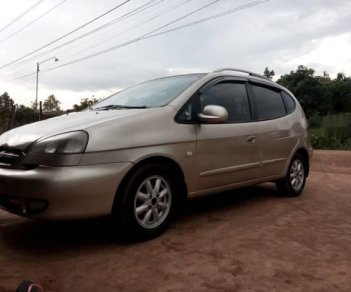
[195,80,260,191]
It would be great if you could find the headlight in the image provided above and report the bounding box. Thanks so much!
[31,131,89,154]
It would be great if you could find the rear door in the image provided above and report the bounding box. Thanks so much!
[248,82,297,178]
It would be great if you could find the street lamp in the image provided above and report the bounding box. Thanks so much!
[35,56,59,111]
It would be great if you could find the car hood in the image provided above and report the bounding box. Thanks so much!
[0,109,148,151]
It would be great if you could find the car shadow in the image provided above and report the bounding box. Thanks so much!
[0,183,278,254]
[182,182,277,217]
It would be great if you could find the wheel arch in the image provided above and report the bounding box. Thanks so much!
[294,147,310,177]
[112,155,188,213]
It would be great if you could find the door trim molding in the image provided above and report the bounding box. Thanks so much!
[200,162,260,177]
[260,158,286,166]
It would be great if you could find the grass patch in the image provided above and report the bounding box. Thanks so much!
[309,113,351,150]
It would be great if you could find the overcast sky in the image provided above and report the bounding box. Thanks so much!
[0,0,351,109]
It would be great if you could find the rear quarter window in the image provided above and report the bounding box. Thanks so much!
[281,91,296,114]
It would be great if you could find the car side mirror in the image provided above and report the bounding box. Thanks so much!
[197,105,228,124]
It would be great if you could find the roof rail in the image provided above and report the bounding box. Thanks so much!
[213,68,272,81]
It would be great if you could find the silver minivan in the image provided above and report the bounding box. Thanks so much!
[0,68,313,238]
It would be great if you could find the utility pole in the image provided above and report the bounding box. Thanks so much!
[35,56,59,118]
[35,62,39,110]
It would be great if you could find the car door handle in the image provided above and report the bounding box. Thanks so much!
[247,135,256,143]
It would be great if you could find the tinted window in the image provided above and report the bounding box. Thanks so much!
[200,82,251,122]
[252,85,286,120]
[281,91,296,114]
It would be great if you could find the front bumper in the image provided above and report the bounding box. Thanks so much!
[0,162,133,220]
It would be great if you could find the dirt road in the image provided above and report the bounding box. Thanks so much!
[0,150,350,291]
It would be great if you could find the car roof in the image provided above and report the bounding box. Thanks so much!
[203,68,291,93]
[167,68,281,89]
[167,69,297,110]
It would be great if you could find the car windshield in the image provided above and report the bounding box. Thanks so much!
[91,74,204,110]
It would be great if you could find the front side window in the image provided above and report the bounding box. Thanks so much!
[91,74,204,109]
[251,84,286,120]
[199,82,251,122]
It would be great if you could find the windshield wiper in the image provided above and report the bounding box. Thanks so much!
[93,105,149,111]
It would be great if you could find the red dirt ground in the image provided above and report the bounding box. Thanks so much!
[0,150,350,292]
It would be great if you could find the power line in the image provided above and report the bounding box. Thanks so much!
[0,0,68,44]
[48,0,269,72]
[61,0,193,61]
[5,0,164,72]
[3,0,163,73]
[44,0,163,56]
[0,0,45,34]
[45,0,221,71]
[7,0,269,82]
[148,0,269,38]
[3,0,210,81]
[0,0,131,70]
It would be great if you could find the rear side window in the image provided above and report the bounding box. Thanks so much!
[200,82,251,122]
[251,84,286,120]
[281,91,296,114]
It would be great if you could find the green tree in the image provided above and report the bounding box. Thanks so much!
[336,72,346,82]
[277,65,333,117]
[263,67,275,79]
[73,97,100,111]
[13,105,38,128]
[0,92,15,134]
[277,65,351,117]
[43,95,61,112]
[329,73,351,113]
[0,91,14,110]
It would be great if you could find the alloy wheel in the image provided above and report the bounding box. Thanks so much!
[290,159,305,191]
[134,175,172,229]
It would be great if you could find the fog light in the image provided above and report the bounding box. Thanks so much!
[25,199,48,215]
[0,195,48,215]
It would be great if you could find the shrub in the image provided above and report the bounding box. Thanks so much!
[310,113,351,150]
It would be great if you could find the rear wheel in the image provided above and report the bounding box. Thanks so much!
[114,164,178,239]
[276,153,307,197]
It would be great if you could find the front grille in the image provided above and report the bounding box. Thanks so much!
[0,147,22,168]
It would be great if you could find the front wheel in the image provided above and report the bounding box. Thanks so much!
[114,164,177,239]
[276,154,307,197]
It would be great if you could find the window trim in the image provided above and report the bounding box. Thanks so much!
[175,77,254,124]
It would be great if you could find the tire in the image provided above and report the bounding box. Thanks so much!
[113,163,179,240]
[276,153,307,197]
